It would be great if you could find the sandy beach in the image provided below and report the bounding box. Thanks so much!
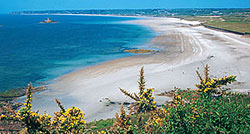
[31,16,250,122]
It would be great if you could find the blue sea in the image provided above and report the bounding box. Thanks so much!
[0,15,155,91]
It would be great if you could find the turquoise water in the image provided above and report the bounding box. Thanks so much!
[0,15,155,91]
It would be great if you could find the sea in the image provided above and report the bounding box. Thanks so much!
[0,14,155,92]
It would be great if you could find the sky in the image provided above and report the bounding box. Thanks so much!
[0,0,250,14]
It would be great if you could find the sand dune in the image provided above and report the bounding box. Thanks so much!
[31,17,250,121]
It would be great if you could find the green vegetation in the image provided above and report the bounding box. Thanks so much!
[183,15,250,33]
[0,88,26,101]
[86,119,114,132]
[0,65,249,133]
[0,85,47,101]
[120,67,156,113]
[205,21,250,33]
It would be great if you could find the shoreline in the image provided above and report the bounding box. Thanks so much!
[0,14,154,94]
[17,15,250,122]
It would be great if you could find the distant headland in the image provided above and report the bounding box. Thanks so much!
[10,9,250,34]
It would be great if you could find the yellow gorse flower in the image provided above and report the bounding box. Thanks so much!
[52,106,86,132]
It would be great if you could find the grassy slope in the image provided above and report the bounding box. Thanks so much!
[181,15,250,33]
[85,93,250,133]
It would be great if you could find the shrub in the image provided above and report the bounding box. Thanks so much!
[111,104,132,133]
[196,64,236,97]
[52,99,86,133]
[129,65,249,133]
[0,83,51,133]
[0,83,86,134]
[120,67,156,113]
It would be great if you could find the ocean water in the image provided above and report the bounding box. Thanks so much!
[0,15,155,91]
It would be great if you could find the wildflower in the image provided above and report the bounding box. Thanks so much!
[196,65,236,96]
[112,104,132,133]
[120,67,156,113]
[52,103,86,133]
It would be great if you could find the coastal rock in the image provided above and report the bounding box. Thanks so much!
[124,49,156,54]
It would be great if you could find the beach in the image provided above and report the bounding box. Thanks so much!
[31,16,250,121]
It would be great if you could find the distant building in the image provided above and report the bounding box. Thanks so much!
[44,18,52,23]
[40,18,58,23]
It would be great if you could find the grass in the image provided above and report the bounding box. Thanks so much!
[86,119,114,133]
[85,113,151,133]
[205,21,250,33]
[181,15,250,33]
